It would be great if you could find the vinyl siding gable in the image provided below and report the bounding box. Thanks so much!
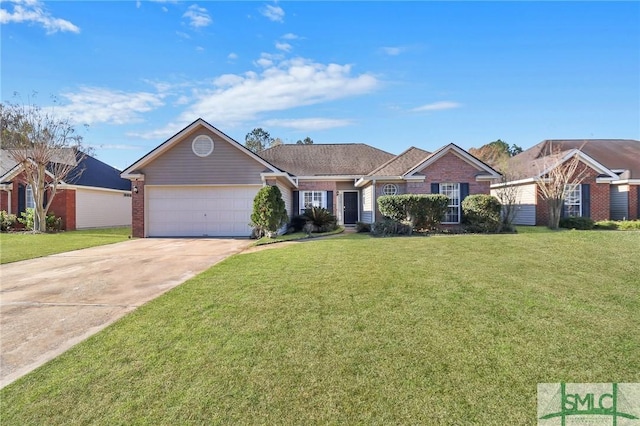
[141,129,267,185]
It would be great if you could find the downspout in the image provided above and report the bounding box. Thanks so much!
[372,179,376,223]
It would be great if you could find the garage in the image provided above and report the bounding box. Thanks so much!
[147,185,260,237]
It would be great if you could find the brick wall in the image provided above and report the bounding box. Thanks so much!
[535,166,610,225]
[0,191,8,212]
[132,180,145,238]
[405,151,492,196]
[630,185,639,220]
[49,189,76,230]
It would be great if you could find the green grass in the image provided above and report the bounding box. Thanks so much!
[0,227,131,264]
[1,231,639,424]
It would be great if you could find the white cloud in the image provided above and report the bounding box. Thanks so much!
[281,32,299,40]
[380,46,407,56]
[264,118,354,131]
[0,0,80,34]
[411,101,461,112]
[176,31,190,39]
[183,4,211,28]
[91,144,142,151]
[261,4,284,23]
[227,52,238,60]
[57,87,165,125]
[275,42,292,52]
[136,56,378,139]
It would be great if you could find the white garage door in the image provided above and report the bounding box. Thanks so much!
[147,186,260,237]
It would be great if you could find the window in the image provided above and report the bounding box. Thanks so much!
[26,184,35,209]
[301,191,325,213]
[564,184,581,216]
[439,183,460,223]
[382,183,398,196]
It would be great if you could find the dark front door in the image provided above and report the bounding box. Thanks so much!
[343,192,359,225]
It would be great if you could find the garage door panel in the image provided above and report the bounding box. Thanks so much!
[147,186,259,237]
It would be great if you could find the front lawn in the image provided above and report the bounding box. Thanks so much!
[0,227,131,264]
[1,231,638,424]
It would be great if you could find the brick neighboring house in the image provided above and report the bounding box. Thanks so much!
[490,139,640,225]
[121,118,501,238]
[0,150,132,230]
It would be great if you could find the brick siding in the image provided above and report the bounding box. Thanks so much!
[132,180,145,238]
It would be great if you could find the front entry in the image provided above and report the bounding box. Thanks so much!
[343,191,359,225]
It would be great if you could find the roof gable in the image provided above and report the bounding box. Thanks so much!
[366,147,431,177]
[405,143,502,179]
[507,139,640,180]
[121,118,282,178]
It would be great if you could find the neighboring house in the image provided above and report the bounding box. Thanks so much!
[0,150,132,230]
[490,139,640,225]
[121,118,501,238]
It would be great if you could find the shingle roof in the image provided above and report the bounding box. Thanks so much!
[0,149,130,190]
[508,139,640,179]
[259,143,395,176]
[366,146,431,176]
[70,154,131,190]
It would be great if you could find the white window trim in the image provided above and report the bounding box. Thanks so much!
[382,183,398,196]
[26,184,35,209]
[440,182,461,224]
[300,190,326,214]
[563,184,582,217]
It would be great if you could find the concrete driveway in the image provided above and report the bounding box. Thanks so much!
[0,238,251,388]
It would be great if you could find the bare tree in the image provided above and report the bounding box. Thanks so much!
[492,173,521,232]
[535,142,589,230]
[1,102,86,232]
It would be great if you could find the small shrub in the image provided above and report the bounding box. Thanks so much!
[371,218,412,237]
[559,216,595,230]
[1,210,17,232]
[355,221,371,233]
[594,220,618,230]
[595,219,640,231]
[17,208,62,232]
[618,220,640,230]
[303,207,337,232]
[462,194,502,233]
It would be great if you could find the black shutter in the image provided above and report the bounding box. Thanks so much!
[460,183,470,222]
[460,183,469,201]
[293,191,299,215]
[637,186,640,219]
[431,183,439,194]
[581,184,590,218]
[43,188,48,209]
[327,191,334,214]
[18,184,26,215]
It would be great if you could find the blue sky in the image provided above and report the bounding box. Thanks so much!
[2,1,639,170]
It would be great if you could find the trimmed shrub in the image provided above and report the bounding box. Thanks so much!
[250,186,288,238]
[461,194,502,233]
[1,210,17,232]
[377,194,449,231]
[594,220,618,230]
[594,220,640,231]
[371,218,412,237]
[303,207,337,232]
[559,216,595,230]
[355,221,371,233]
[618,220,640,230]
